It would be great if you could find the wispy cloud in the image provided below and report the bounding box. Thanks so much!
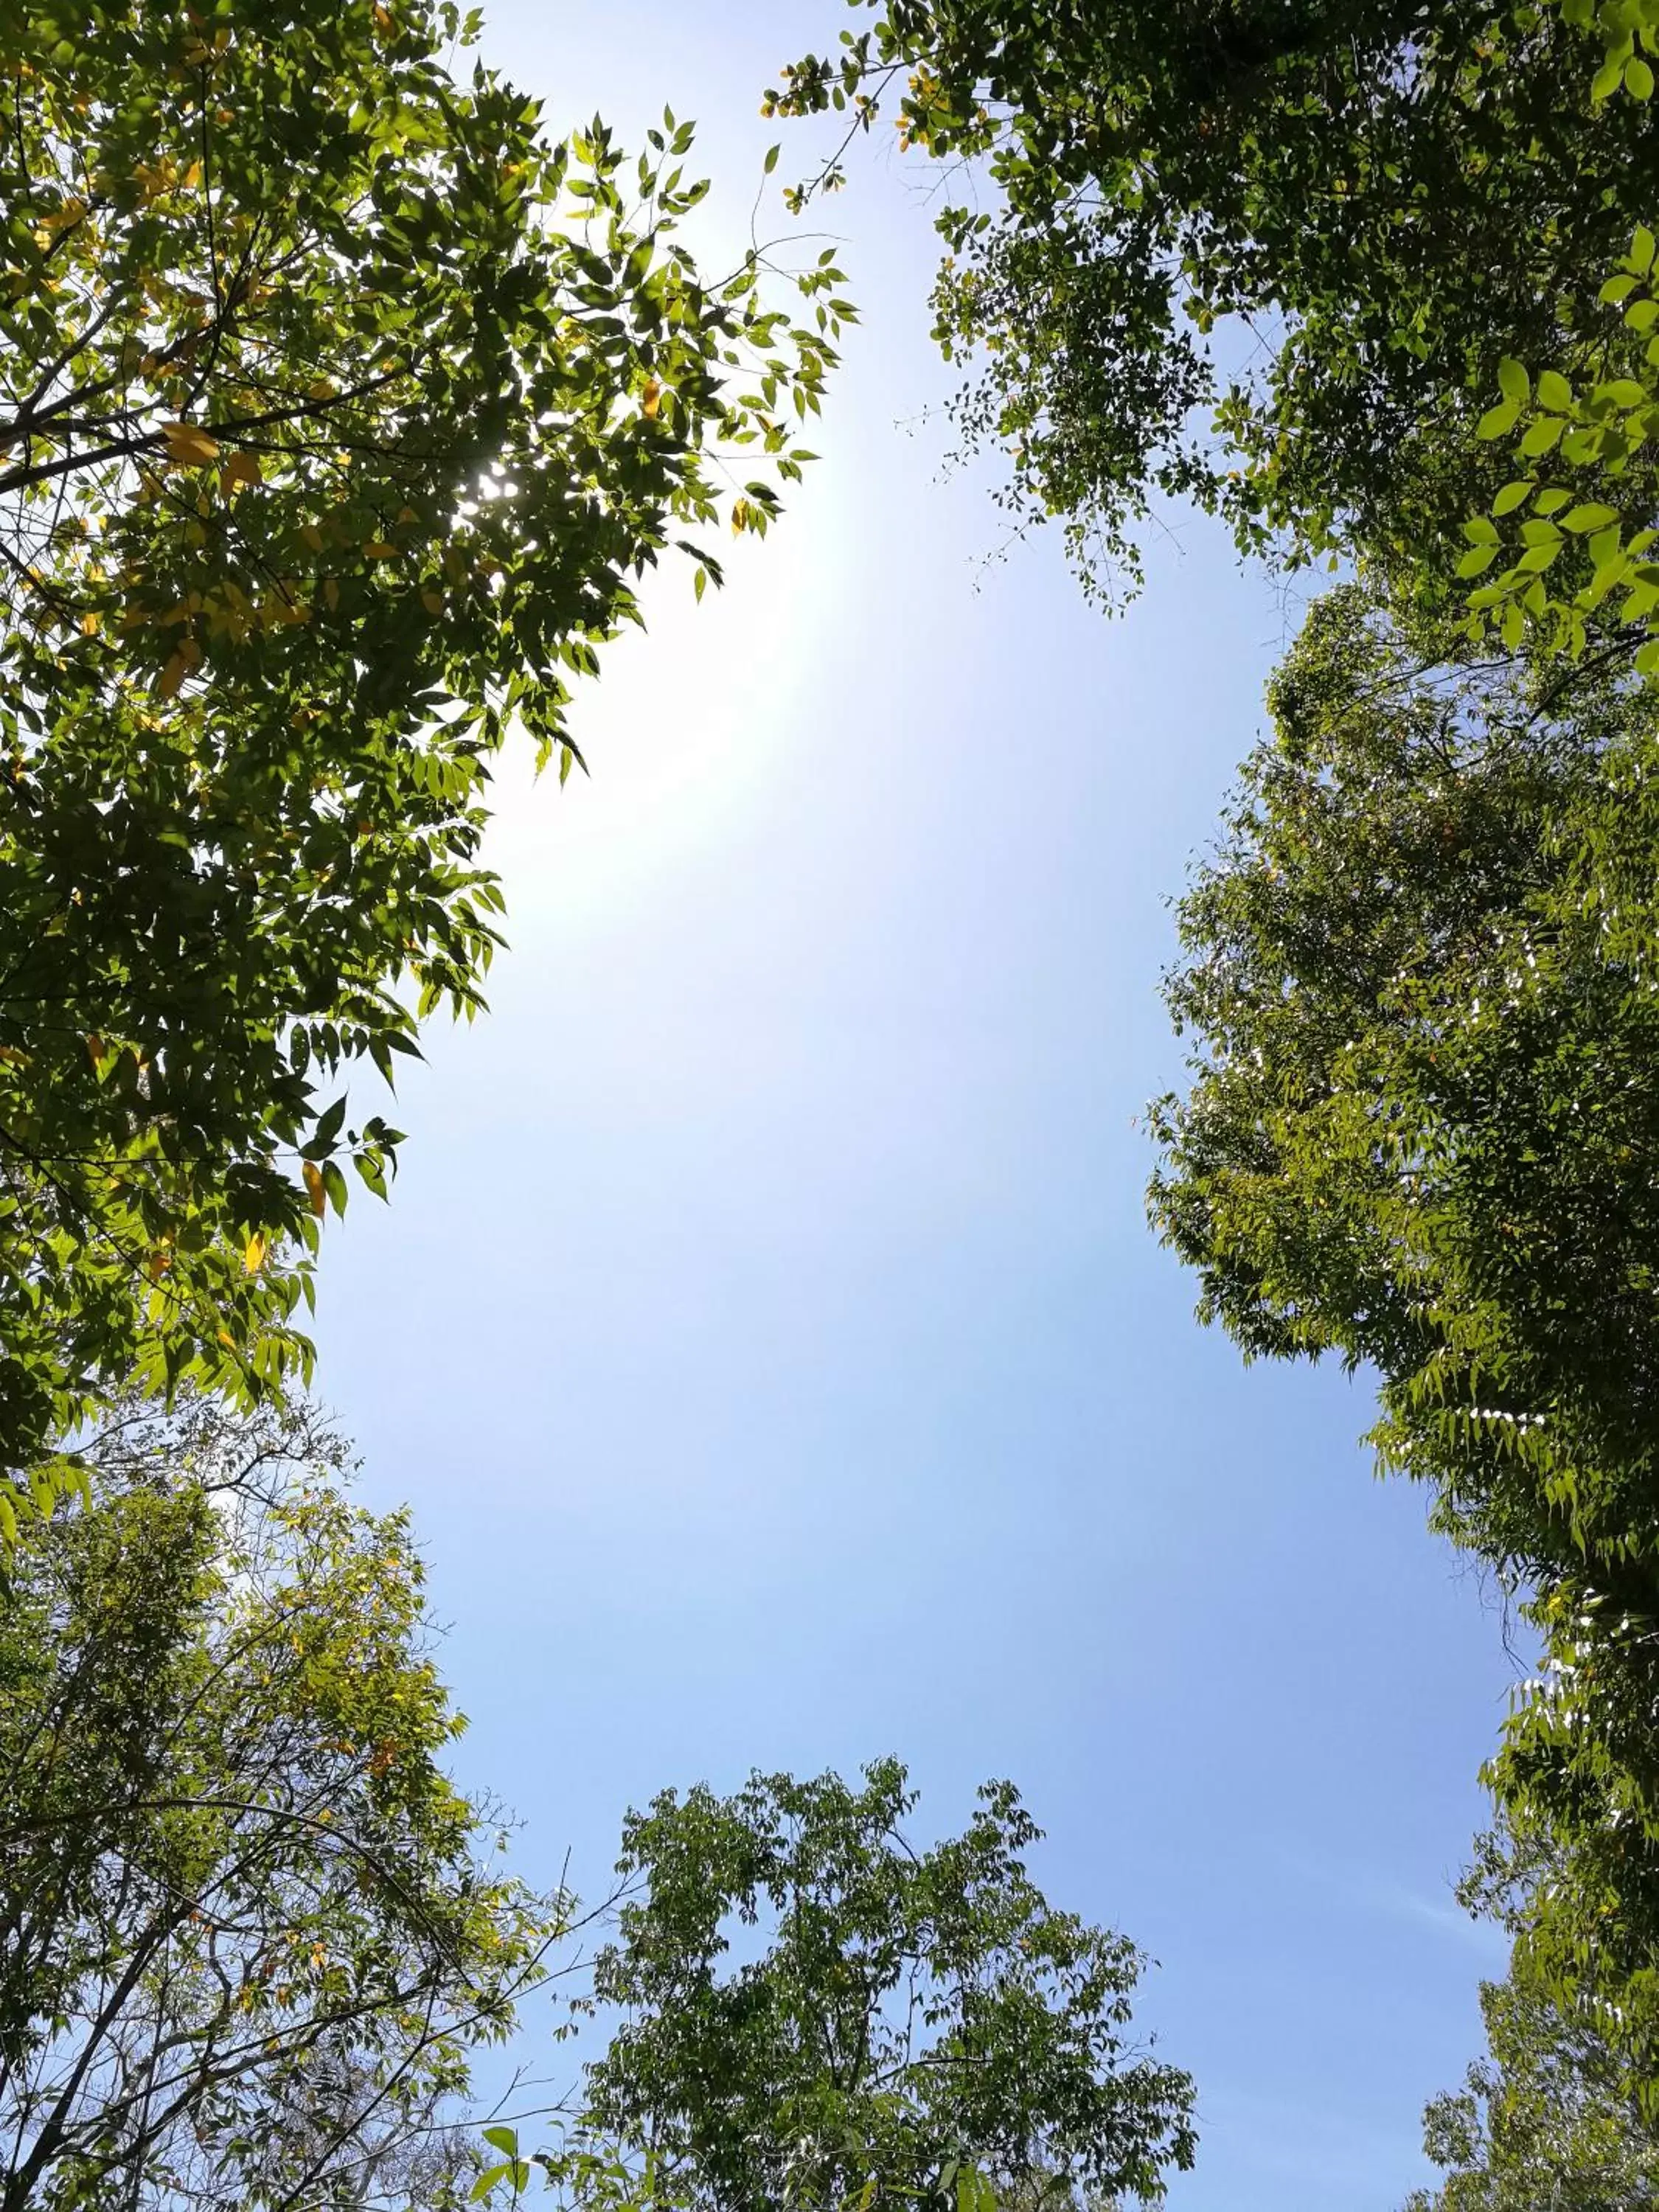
[1272,1844,1510,1959]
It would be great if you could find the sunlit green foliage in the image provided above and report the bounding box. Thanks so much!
[1147,577,1659,2079]
[0,0,847,1474]
[771,0,1659,597]
[1406,1834,1659,2210]
[582,1760,1197,2212]
[1461,14,1659,672]
[0,1391,563,2211]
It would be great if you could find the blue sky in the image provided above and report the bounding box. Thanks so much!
[313,4,1517,2205]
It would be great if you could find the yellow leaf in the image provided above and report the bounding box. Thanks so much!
[363,541,397,558]
[641,378,662,418]
[154,651,188,698]
[222,449,262,490]
[161,421,220,467]
[302,1160,325,1217]
[420,588,444,615]
[243,1231,266,1274]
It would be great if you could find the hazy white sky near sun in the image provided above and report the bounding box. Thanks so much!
[310,5,1518,2205]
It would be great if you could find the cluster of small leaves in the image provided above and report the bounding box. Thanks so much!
[469,2124,689,2212]
[0,1391,566,2211]
[1462,229,1659,662]
[582,1760,1196,2212]
[0,0,850,1474]
[1556,0,1659,98]
[765,0,1659,599]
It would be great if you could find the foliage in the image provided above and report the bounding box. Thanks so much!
[1460,16,1659,672]
[769,0,1659,596]
[0,1390,563,2211]
[1404,1838,1659,2211]
[1405,1973,1659,2209]
[0,0,849,1472]
[467,2121,686,2212]
[581,1759,1196,2212]
[1145,578,1659,2077]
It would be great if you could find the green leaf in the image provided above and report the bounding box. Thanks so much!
[1498,357,1530,406]
[1537,369,1574,411]
[1627,55,1655,96]
[1457,545,1499,577]
[311,1096,348,1152]
[483,2129,519,2157]
[1520,417,1565,456]
[1562,504,1620,532]
[471,2164,512,2202]
[1478,400,1521,441]
[1492,481,1534,516]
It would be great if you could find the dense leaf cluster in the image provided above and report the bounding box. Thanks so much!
[0,0,847,1472]
[773,0,1659,593]
[0,1393,562,2211]
[584,1761,1196,2212]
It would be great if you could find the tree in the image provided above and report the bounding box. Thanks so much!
[581,1760,1197,2212]
[0,1390,564,2211]
[0,0,849,1475]
[769,0,1659,596]
[1406,1975,1659,2210]
[1144,575,1659,2076]
[1405,1837,1659,2211]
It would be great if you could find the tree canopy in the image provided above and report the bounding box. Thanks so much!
[0,1391,562,2211]
[771,0,1659,595]
[0,0,847,1477]
[582,1760,1196,2212]
[1145,576,1659,2074]
[1407,1966,1659,2211]
[1405,1833,1659,2211]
